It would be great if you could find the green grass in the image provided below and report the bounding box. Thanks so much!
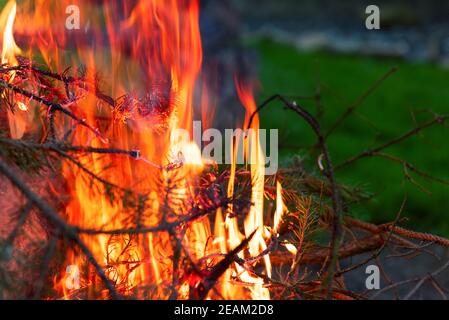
[251,38,449,235]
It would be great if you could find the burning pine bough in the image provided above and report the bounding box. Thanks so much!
[1,0,449,300]
[0,0,287,300]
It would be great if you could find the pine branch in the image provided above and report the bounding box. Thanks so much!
[0,158,121,299]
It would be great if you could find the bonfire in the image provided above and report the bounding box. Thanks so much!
[0,0,448,301]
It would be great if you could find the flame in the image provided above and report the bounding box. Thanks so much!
[273,180,287,235]
[232,80,271,299]
[16,101,27,111]
[0,0,30,139]
[55,0,210,299]
[284,243,298,256]
[2,0,280,300]
[0,0,20,68]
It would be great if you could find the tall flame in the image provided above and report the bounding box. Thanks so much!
[236,80,271,298]
[0,0,30,139]
[0,0,20,67]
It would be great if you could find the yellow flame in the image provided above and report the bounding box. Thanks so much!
[6,0,277,300]
[0,0,21,67]
[0,1,31,140]
[273,180,287,235]
[17,101,27,111]
[235,80,271,299]
[284,242,298,255]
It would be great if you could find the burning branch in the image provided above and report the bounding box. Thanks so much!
[1,0,449,301]
[190,230,257,300]
[0,158,121,299]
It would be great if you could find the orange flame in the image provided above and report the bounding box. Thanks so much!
[1,0,283,300]
[235,80,271,298]
[273,180,287,235]
[0,0,21,68]
[0,0,31,139]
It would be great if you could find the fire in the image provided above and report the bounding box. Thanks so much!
[16,101,27,111]
[0,0,20,69]
[1,0,286,300]
[274,180,287,235]
[0,0,30,139]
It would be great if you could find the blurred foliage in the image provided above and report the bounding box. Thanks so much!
[250,38,449,235]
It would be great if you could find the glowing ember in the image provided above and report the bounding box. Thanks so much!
[16,101,27,111]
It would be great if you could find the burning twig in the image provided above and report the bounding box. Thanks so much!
[1,19,448,298]
[0,59,116,108]
[75,197,236,236]
[0,78,107,142]
[190,230,257,300]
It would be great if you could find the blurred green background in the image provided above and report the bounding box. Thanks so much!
[251,38,449,235]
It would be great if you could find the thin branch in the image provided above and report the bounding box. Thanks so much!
[0,79,106,141]
[29,64,116,108]
[270,235,384,266]
[370,152,449,186]
[404,259,449,300]
[334,194,407,277]
[336,114,449,169]
[325,67,398,138]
